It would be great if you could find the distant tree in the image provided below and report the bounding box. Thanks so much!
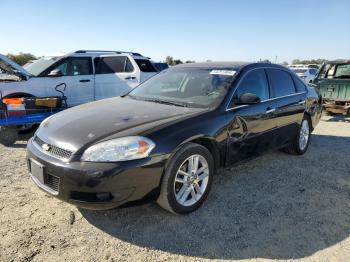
[292,59,301,65]
[165,56,183,66]
[173,59,183,65]
[292,59,326,65]
[165,56,174,66]
[6,52,37,66]
[261,59,271,63]
[185,60,195,64]
[282,61,289,66]
[206,59,212,62]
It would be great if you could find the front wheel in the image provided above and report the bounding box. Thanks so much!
[157,143,214,214]
[284,116,311,155]
[0,126,18,147]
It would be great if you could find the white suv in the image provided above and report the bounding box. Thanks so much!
[289,67,318,83]
[0,50,158,106]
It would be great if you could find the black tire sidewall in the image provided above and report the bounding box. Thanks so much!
[296,116,311,154]
[164,144,214,214]
[0,126,18,146]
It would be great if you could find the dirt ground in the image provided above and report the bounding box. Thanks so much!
[1,114,350,262]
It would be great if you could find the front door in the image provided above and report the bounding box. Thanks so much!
[226,68,278,166]
[44,57,94,107]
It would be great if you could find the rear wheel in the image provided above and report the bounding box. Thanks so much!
[284,116,311,155]
[157,143,214,214]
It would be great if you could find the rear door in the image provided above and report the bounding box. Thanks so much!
[94,55,138,100]
[44,57,94,107]
[226,68,278,165]
[266,68,306,145]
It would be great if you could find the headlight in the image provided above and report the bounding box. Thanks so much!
[81,136,155,162]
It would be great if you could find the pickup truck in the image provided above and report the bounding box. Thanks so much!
[0,50,158,107]
[312,61,350,115]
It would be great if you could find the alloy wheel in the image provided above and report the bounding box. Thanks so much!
[174,154,209,207]
[299,119,310,150]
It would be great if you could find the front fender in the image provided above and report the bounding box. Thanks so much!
[0,81,34,98]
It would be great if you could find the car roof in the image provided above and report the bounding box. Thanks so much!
[59,50,150,59]
[324,60,350,64]
[174,62,288,71]
[175,62,250,69]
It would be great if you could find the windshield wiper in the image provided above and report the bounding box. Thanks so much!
[144,98,188,107]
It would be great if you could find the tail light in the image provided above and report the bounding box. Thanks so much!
[2,98,24,105]
[2,98,26,117]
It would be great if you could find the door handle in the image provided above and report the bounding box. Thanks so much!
[79,79,90,83]
[266,108,276,114]
[125,76,136,80]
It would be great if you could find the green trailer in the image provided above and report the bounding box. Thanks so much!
[313,61,350,115]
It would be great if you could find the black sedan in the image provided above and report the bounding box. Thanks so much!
[26,62,322,214]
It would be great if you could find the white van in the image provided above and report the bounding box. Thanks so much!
[0,50,158,106]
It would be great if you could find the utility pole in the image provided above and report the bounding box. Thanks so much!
[275,56,278,64]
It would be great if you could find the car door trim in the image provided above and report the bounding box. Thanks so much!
[226,92,307,111]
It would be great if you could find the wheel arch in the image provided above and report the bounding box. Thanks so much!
[189,137,222,171]
[303,111,314,131]
[3,92,35,99]
[167,135,222,171]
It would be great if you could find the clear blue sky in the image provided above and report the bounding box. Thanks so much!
[1,0,350,63]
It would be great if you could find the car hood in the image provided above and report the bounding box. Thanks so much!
[0,54,31,77]
[36,97,206,152]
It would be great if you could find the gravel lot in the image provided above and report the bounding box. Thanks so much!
[1,114,350,262]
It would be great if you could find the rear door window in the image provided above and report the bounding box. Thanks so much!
[293,77,307,92]
[266,69,296,97]
[135,59,157,72]
[95,56,134,74]
[233,68,270,102]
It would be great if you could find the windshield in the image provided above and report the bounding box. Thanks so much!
[24,56,62,76]
[129,68,235,108]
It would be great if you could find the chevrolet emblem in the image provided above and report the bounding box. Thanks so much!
[42,143,51,151]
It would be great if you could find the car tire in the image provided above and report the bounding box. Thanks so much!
[284,115,311,155]
[0,126,18,147]
[157,143,214,214]
[18,124,38,134]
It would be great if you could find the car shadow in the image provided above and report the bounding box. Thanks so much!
[77,134,350,259]
[324,114,350,123]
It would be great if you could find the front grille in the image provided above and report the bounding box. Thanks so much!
[33,135,73,160]
[45,173,60,192]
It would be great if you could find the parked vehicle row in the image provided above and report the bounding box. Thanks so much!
[27,62,322,214]
[289,67,317,83]
[0,50,158,107]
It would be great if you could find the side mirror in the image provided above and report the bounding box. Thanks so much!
[237,92,261,105]
[48,69,63,77]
